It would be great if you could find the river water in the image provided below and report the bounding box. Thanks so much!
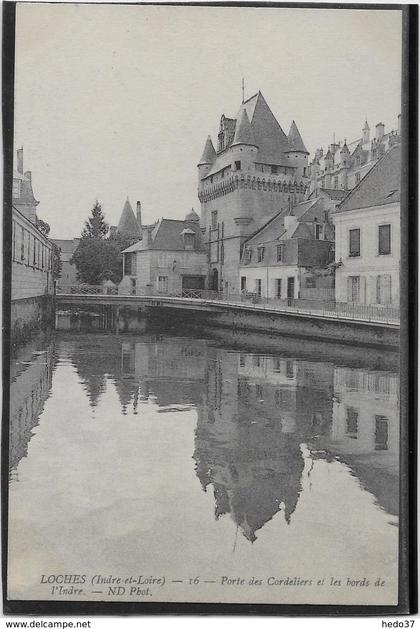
[8,330,399,606]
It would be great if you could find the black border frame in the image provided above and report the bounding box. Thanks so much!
[2,1,418,616]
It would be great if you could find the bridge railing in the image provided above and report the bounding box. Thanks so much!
[57,286,399,325]
[56,284,118,295]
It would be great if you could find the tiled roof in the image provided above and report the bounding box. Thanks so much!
[335,144,400,213]
[117,198,141,235]
[243,92,291,165]
[198,136,216,165]
[319,188,349,201]
[52,239,79,253]
[287,120,308,153]
[232,108,256,146]
[122,219,206,253]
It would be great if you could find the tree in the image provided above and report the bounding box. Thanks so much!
[81,201,109,239]
[36,215,62,280]
[36,217,50,236]
[51,243,63,280]
[70,238,123,285]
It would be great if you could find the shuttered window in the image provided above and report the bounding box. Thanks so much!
[378,224,391,255]
[376,274,392,304]
[349,228,360,257]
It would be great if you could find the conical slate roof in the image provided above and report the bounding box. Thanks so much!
[185,208,200,222]
[363,120,370,130]
[232,108,257,146]
[287,120,309,153]
[117,198,141,236]
[241,91,290,164]
[198,136,216,165]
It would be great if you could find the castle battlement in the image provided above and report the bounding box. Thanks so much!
[198,174,308,204]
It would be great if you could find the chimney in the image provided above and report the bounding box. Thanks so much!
[136,201,142,228]
[284,215,298,232]
[17,147,23,174]
[375,122,385,142]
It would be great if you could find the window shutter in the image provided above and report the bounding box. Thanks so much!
[361,276,367,303]
[347,276,352,302]
[384,274,392,304]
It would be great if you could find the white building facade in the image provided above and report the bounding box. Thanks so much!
[333,145,400,307]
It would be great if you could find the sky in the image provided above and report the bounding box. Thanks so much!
[14,3,402,239]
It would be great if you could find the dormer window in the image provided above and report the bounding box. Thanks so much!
[181,228,195,250]
[257,246,265,262]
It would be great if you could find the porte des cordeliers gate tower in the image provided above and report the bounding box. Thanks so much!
[197,91,310,292]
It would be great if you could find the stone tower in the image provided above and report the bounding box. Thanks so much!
[197,91,310,292]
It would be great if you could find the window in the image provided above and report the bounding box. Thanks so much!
[244,248,252,263]
[235,160,241,171]
[20,227,25,261]
[271,165,279,175]
[275,278,282,298]
[376,274,392,304]
[273,358,281,373]
[256,279,262,297]
[33,237,36,266]
[349,228,360,257]
[315,223,323,240]
[306,276,316,288]
[158,275,168,294]
[211,211,218,230]
[241,276,246,292]
[276,244,284,262]
[257,246,265,262]
[239,354,245,368]
[375,415,389,451]
[124,253,133,275]
[378,224,391,255]
[286,360,294,379]
[255,384,264,400]
[355,172,361,184]
[334,176,338,189]
[346,407,359,438]
[347,276,361,303]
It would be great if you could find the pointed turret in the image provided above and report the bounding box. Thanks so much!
[232,108,257,147]
[362,120,370,144]
[117,197,141,237]
[340,139,350,154]
[198,136,216,166]
[286,120,309,154]
[185,208,200,222]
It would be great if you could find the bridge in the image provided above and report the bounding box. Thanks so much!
[56,287,400,327]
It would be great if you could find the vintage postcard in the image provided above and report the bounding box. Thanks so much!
[3,1,415,615]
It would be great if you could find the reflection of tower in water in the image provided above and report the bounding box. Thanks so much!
[192,350,333,542]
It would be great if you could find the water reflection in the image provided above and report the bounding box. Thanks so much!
[109,337,399,539]
[9,340,56,476]
[9,333,399,541]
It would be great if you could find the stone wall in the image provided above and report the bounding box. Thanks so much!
[10,294,55,351]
